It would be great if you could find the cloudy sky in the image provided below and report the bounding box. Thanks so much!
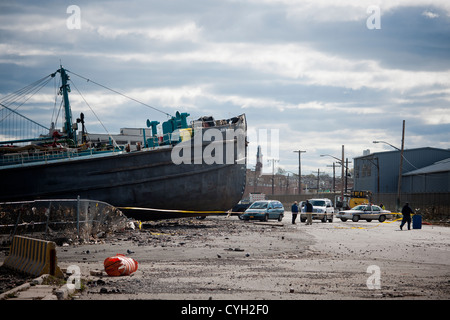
[1,0,449,176]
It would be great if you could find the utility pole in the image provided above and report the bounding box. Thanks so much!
[317,168,320,193]
[313,169,324,194]
[327,162,341,193]
[396,120,405,211]
[345,158,351,194]
[293,149,306,195]
[268,158,279,195]
[341,145,345,201]
[253,165,258,193]
[332,163,336,193]
[321,148,347,198]
[286,173,290,193]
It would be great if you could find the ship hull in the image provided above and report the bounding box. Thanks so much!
[0,118,247,220]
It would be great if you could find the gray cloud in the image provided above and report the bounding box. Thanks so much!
[1,0,449,175]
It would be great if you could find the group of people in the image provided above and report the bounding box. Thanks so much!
[290,200,313,225]
[290,200,415,230]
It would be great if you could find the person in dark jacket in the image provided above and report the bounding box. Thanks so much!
[400,202,414,230]
[305,200,313,225]
[291,201,299,224]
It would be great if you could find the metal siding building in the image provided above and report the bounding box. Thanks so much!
[353,147,450,194]
[402,158,450,192]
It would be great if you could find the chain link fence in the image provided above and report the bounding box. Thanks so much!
[0,198,130,246]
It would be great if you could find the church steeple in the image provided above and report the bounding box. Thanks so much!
[256,145,262,175]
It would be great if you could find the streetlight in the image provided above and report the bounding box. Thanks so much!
[321,154,342,164]
[320,145,345,201]
[372,140,401,151]
[373,120,406,211]
[320,155,351,170]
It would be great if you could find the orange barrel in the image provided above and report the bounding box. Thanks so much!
[104,254,138,276]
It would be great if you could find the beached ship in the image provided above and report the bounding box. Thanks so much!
[0,66,247,219]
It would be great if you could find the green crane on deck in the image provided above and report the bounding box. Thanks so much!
[58,66,76,146]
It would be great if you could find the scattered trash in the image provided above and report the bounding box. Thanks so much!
[104,254,138,276]
[90,270,104,277]
[96,231,106,239]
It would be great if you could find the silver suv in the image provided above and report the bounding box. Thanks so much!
[300,198,334,223]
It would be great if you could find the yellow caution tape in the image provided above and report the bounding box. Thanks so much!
[334,225,382,230]
[334,214,403,230]
[382,217,402,224]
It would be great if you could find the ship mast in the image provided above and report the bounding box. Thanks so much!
[58,66,76,146]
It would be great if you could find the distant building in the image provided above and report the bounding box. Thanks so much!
[353,147,450,194]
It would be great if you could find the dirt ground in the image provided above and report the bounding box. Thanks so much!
[62,213,450,300]
[1,212,449,302]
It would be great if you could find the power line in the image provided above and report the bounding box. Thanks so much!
[0,74,53,125]
[66,69,172,117]
[70,79,119,149]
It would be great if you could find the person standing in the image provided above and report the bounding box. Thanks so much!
[305,200,313,225]
[400,202,413,230]
[291,201,299,224]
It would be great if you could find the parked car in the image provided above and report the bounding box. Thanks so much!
[240,200,284,222]
[300,198,334,222]
[336,204,392,222]
[231,200,252,213]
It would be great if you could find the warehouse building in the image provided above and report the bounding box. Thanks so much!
[353,147,450,194]
[402,158,450,193]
